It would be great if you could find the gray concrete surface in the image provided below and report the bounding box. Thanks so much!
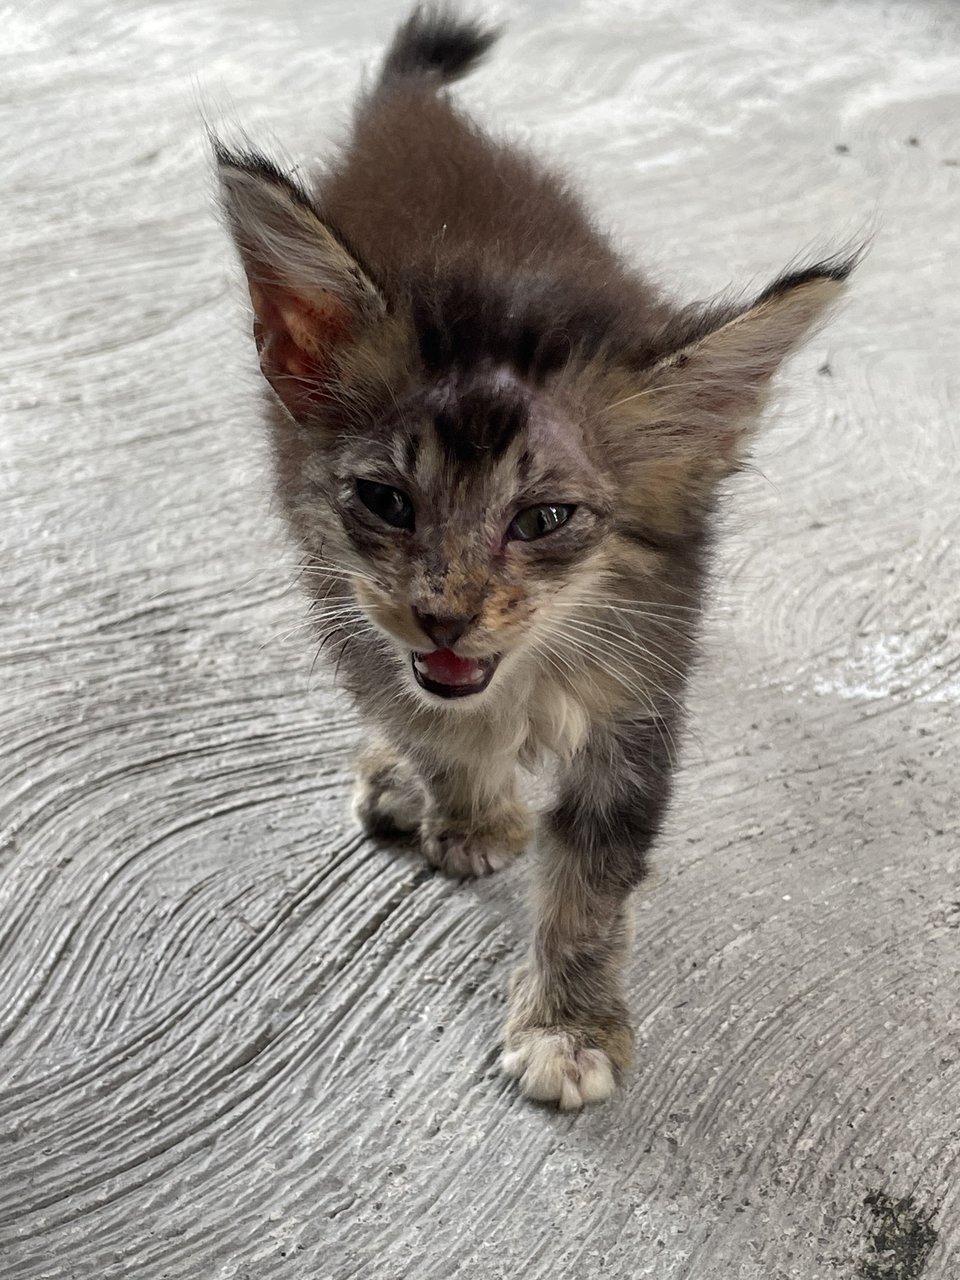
[2,1,958,1276]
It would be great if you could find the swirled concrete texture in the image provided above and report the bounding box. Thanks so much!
[1,2,958,1277]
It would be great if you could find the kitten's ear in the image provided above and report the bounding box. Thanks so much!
[647,259,855,471]
[216,144,385,417]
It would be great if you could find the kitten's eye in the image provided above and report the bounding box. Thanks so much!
[355,479,415,530]
[508,503,576,542]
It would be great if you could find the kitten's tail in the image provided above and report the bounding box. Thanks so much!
[378,6,500,89]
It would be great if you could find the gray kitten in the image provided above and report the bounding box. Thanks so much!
[217,7,852,1108]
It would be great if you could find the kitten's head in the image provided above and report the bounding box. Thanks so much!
[218,148,852,709]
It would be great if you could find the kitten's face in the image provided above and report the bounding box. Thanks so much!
[217,152,850,712]
[311,368,613,706]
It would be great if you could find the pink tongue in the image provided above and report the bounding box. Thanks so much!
[419,648,483,686]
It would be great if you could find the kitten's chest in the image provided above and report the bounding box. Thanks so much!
[417,667,589,783]
[520,670,592,766]
[451,668,592,771]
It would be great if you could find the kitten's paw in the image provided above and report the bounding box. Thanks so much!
[420,801,531,878]
[501,1029,616,1110]
[502,966,633,1108]
[352,745,425,837]
[421,830,520,878]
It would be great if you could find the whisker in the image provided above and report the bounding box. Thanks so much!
[555,617,690,687]
[559,596,704,617]
[552,634,682,761]
[530,634,609,710]
[551,631,676,705]
[550,627,687,725]
[298,565,382,589]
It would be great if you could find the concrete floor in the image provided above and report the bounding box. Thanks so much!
[2,1,959,1276]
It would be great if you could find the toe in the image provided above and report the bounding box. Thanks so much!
[500,1029,618,1109]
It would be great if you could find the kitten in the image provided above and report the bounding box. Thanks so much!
[216,6,853,1109]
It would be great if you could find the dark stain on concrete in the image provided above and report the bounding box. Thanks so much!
[858,1191,939,1280]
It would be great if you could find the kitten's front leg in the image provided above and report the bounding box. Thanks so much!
[353,740,531,878]
[419,755,532,879]
[502,714,675,1109]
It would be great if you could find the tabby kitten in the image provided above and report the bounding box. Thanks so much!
[217,7,852,1109]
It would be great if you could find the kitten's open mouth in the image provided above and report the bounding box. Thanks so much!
[411,649,500,698]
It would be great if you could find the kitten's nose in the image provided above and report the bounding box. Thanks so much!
[413,609,473,649]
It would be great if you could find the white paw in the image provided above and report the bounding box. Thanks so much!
[501,1030,616,1110]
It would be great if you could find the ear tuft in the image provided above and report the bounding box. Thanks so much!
[661,254,858,384]
[753,249,861,306]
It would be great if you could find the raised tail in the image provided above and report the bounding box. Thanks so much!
[378,5,500,88]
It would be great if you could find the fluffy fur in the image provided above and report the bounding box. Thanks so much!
[216,5,854,1108]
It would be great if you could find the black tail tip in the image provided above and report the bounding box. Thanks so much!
[380,5,500,87]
